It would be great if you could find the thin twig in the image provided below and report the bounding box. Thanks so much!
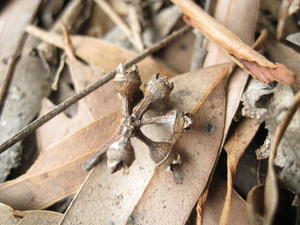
[0,53,20,104]
[0,25,191,155]
[51,54,66,90]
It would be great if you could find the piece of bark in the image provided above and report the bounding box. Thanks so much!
[171,0,296,85]
[0,0,42,104]
[58,63,230,225]
[276,0,292,40]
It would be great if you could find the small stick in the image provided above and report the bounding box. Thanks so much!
[0,25,191,155]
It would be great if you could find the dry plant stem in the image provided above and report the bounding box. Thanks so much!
[0,25,191,155]
[51,54,66,90]
[264,91,300,225]
[94,0,139,51]
[276,0,292,40]
[171,0,295,84]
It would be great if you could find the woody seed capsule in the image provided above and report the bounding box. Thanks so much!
[133,73,174,120]
[114,64,141,118]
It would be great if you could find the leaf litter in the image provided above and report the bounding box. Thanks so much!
[0,1,300,225]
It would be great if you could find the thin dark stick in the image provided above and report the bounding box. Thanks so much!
[0,25,191,154]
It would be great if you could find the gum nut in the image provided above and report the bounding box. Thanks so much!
[106,137,135,173]
[144,73,173,100]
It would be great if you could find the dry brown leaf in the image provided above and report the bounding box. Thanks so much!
[0,112,119,210]
[25,25,174,77]
[203,176,257,225]
[265,40,300,86]
[0,202,62,225]
[247,184,264,224]
[197,0,260,223]
[220,118,260,225]
[36,99,91,150]
[58,63,230,225]
[171,0,296,85]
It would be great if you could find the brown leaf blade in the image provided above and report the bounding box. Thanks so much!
[0,202,62,225]
[220,118,260,225]
[0,113,119,209]
[171,0,296,85]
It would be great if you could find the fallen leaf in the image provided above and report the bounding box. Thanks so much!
[58,63,230,225]
[0,112,119,209]
[0,202,62,225]
[197,0,260,222]
[36,99,91,150]
[220,118,260,225]
[171,0,296,85]
[247,184,264,224]
[25,25,174,77]
[203,175,257,225]
[265,40,300,86]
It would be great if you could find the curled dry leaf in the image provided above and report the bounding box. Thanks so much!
[171,0,296,85]
[265,40,300,86]
[264,91,300,225]
[58,63,230,225]
[0,202,62,225]
[203,176,256,225]
[220,118,260,225]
